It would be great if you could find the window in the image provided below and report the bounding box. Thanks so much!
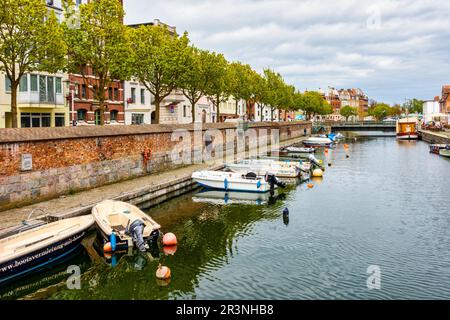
[108,87,113,100]
[47,77,54,102]
[110,110,118,122]
[55,113,65,127]
[77,109,87,121]
[132,113,144,125]
[183,105,187,117]
[5,76,11,92]
[55,77,62,94]
[114,88,119,100]
[30,75,38,92]
[131,87,136,103]
[19,75,28,92]
[141,89,145,105]
[81,84,87,99]
[21,113,51,128]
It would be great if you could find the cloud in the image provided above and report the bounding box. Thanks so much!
[124,0,450,104]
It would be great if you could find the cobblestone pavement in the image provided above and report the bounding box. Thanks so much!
[0,136,305,229]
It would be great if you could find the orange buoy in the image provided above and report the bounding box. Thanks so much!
[103,242,112,253]
[163,245,178,256]
[325,148,329,153]
[163,233,177,246]
[344,144,349,149]
[307,183,314,189]
[156,264,171,280]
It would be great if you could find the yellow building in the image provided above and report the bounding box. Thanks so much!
[0,71,69,128]
[218,96,247,122]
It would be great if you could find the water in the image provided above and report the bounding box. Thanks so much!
[2,137,450,300]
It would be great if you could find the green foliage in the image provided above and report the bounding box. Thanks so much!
[340,106,358,121]
[0,0,67,127]
[180,48,219,122]
[63,0,129,125]
[205,54,231,122]
[369,103,392,120]
[296,91,331,120]
[403,98,424,114]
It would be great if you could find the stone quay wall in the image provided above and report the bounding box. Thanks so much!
[420,130,450,145]
[0,121,311,211]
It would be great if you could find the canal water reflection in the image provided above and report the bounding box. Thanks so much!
[2,137,450,300]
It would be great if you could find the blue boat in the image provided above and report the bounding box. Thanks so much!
[0,215,94,284]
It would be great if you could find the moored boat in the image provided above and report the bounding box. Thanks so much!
[303,137,334,147]
[0,215,94,284]
[282,146,316,154]
[429,144,448,154]
[92,200,161,252]
[225,159,300,178]
[439,146,450,158]
[192,170,285,193]
[396,117,419,140]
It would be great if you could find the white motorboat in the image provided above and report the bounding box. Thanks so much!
[192,170,285,193]
[303,137,334,147]
[92,200,161,252]
[0,215,94,283]
[225,159,300,178]
[282,146,316,154]
[396,117,419,140]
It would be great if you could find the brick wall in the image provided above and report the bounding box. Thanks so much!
[0,122,311,210]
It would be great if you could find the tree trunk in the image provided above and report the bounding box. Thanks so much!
[271,108,274,121]
[216,94,221,122]
[11,82,19,128]
[191,102,196,123]
[260,104,264,121]
[154,96,161,124]
[235,99,239,116]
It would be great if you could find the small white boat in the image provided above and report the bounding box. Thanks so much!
[303,137,334,147]
[92,200,161,252]
[439,148,450,158]
[225,159,300,178]
[282,146,316,154]
[0,215,94,283]
[192,170,284,193]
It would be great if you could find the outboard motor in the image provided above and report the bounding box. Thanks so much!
[308,154,324,170]
[267,174,287,190]
[127,219,148,252]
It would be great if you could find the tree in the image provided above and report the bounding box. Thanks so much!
[229,62,254,116]
[63,0,129,125]
[369,103,391,121]
[180,48,217,123]
[264,69,286,121]
[0,0,67,128]
[297,91,330,120]
[128,23,190,124]
[403,98,424,114]
[340,106,358,121]
[252,72,270,121]
[205,54,230,122]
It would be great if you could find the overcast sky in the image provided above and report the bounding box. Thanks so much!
[124,0,450,104]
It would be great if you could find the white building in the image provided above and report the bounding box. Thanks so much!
[124,80,154,125]
[423,99,441,123]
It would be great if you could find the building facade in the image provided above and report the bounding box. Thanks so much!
[218,97,247,122]
[440,85,450,123]
[0,0,69,128]
[124,80,154,125]
[423,97,441,123]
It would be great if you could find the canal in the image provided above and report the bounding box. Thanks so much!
[1,136,450,300]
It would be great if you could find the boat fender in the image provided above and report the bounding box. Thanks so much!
[156,264,171,280]
[283,208,289,216]
[224,178,229,190]
[163,232,177,246]
[104,242,113,253]
[257,180,261,189]
[307,184,314,189]
[110,232,117,252]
